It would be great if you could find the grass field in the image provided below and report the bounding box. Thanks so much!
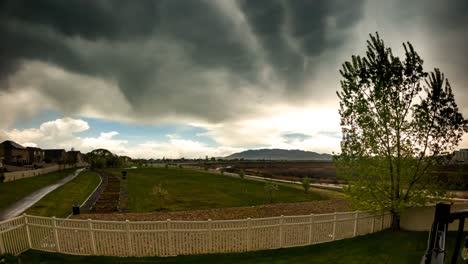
[26,171,101,218]
[105,167,327,212]
[0,169,76,211]
[16,231,468,264]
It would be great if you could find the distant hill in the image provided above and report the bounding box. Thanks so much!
[225,149,333,161]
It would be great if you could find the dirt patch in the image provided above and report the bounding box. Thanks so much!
[91,170,120,213]
[73,199,350,221]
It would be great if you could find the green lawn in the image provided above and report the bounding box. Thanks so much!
[25,171,101,218]
[15,231,468,263]
[0,169,76,211]
[106,167,327,212]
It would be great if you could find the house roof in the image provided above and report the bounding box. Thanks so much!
[44,149,66,152]
[26,147,43,151]
[0,140,26,149]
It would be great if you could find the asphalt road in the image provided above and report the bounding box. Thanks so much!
[0,168,86,220]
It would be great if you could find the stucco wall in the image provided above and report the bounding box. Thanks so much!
[401,203,468,231]
[2,162,88,182]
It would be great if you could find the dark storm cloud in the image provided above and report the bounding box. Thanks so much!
[391,0,468,111]
[0,0,365,123]
[238,0,364,86]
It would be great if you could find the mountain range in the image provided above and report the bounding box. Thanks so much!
[225,149,333,161]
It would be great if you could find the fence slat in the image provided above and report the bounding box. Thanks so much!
[332,212,337,241]
[88,219,97,255]
[126,220,132,256]
[246,218,252,251]
[308,214,314,244]
[353,211,358,237]
[52,217,60,252]
[167,219,174,256]
[279,215,284,248]
[0,232,5,254]
[24,214,32,248]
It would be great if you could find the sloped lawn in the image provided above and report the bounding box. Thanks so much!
[0,169,76,211]
[26,171,100,218]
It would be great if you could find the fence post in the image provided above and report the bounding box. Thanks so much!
[52,217,60,252]
[381,211,385,231]
[308,214,314,245]
[332,212,337,241]
[246,218,252,251]
[353,211,359,237]
[0,231,5,254]
[371,213,375,233]
[88,219,97,255]
[208,219,213,253]
[126,220,133,256]
[279,215,284,248]
[167,219,174,256]
[23,214,32,249]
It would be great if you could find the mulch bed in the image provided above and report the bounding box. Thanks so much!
[91,170,121,213]
[73,199,350,221]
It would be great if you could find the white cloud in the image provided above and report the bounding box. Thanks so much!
[194,105,343,153]
[0,61,133,129]
[0,117,244,158]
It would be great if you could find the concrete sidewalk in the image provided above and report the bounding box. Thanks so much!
[0,168,86,220]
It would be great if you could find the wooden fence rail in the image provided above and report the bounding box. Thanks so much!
[0,211,391,257]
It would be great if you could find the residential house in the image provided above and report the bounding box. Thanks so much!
[27,147,45,165]
[120,156,133,164]
[454,149,468,163]
[0,140,30,165]
[44,149,67,164]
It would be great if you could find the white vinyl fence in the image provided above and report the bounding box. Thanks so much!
[0,211,391,257]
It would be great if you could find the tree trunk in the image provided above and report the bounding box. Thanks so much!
[391,211,401,231]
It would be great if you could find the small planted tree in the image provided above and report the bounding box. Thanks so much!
[301,177,311,193]
[264,180,279,203]
[152,184,169,210]
[239,169,245,180]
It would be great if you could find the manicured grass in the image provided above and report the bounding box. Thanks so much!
[16,231,468,263]
[106,167,327,213]
[25,171,101,218]
[0,169,76,211]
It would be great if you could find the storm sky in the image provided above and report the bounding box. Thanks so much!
[0,0,467,158]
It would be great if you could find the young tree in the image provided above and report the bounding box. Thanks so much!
[239,169,245,180]
[152,184,169,210]
[301,177,311,193]
[264,180,279,203]
[335,33,468,230]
